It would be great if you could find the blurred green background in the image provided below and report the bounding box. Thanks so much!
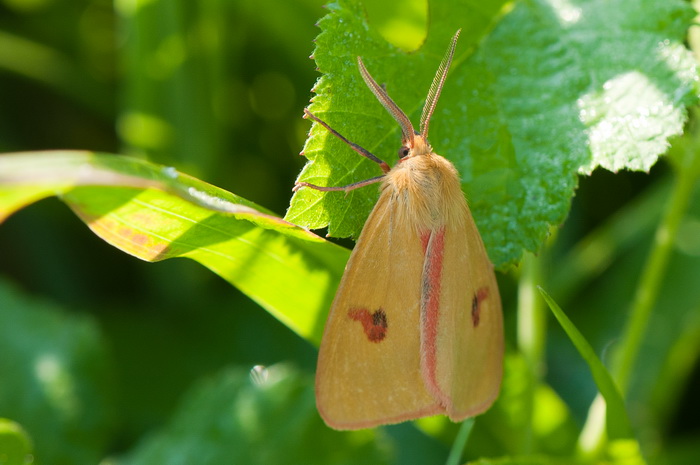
[1,0,700,464]
[0,0,330,453]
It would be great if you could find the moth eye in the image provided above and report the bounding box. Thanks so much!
[398,146,410,159]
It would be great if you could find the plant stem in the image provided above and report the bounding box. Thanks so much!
[613,160,697,394]
[517,251,547,453]
[579,141,699,456]
[445,419,474,465]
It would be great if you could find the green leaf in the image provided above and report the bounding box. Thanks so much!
[116,364,390,465]
[0,280,113,465]
[286,0,698,267]
[0,419,33,465]
[0,151,348,344]
[537,287,633,441]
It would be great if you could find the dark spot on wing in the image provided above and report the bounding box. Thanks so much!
[348,308,388,342]
[471,287,490,327]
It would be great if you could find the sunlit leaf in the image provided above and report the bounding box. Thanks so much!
[286,0,698,267]
[0,151,348,343]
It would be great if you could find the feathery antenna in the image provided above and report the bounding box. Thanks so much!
[358,57,416,146]
[420,30,461,139]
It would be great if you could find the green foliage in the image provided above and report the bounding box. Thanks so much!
[0,281,113,465]
[0,151,348,343]
[539,288,632,441]
[466,458,577,465]
[115,365,389,465]
[1,0,700,464]
[0,419,33,465]
[286,0,697,267]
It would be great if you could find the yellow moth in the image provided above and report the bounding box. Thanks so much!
[295,31,503,430]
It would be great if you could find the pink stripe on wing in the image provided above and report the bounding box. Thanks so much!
[420,227,449,405]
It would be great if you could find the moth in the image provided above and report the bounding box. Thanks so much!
[295,31,503,430]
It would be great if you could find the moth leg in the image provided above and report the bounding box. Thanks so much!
[303,108,390,173]
[293,175,384,193]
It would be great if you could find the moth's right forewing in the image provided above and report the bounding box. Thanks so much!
[315,191,442,430]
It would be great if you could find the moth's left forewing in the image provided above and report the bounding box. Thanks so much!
[438,207,504,421]
[409,153,503,422]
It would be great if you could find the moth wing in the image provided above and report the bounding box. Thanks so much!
[433,207,504,421]
[316,192,442,430]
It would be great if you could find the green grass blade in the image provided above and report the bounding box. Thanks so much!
[537,287,632,441]
[0,151,348,344]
